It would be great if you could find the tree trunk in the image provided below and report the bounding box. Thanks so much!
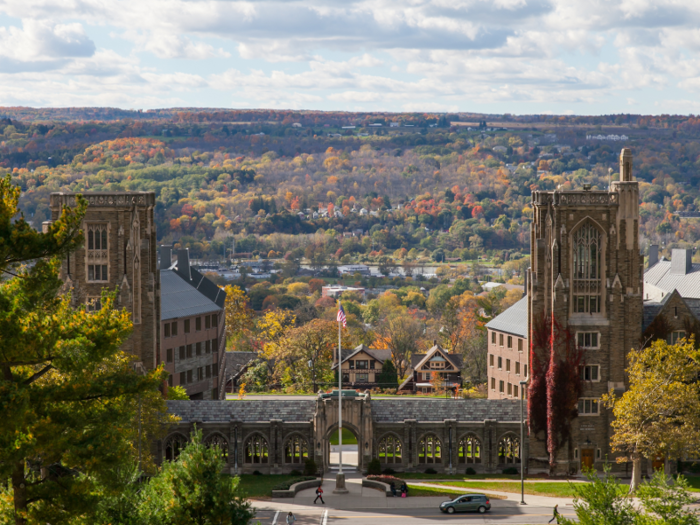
[629,455,642,493]
[12,461,27,525]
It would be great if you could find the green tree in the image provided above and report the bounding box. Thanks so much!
[138,429,253,525]
[636,471,699,525]
[376,359,398,388]
[168,385,190,400]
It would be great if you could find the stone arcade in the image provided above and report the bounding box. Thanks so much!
[161,394,524,474]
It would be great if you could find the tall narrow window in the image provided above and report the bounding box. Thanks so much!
[86,224,109,282]
[573,223,602,313]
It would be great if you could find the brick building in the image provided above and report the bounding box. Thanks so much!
[160,246,227,400]
[49,192,160,371]
[485,296,528,400]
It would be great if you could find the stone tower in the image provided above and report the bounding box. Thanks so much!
[49,192,160,372]
[527,148,643,474]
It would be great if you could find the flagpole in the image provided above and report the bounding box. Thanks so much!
[338,314,343,476]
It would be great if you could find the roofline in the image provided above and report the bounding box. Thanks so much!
[485,326,527,339]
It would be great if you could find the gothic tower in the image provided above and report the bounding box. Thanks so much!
[527,148,643,474]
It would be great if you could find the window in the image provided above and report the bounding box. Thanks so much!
[513,385,519,398]
[578,398,600,415]
[167,374,173,387]
[498,357,503,369]
[206,365,211,378]
[342,373,349,383]
[165,434,187,461]
[498,434,520,464]
[164,323,170,338]
[489,354,494,367]
[423,372,430,381]
[507,336,513,349]
[198,367,203,381]
[86,224,109,282]
[418,435,441,464]
[171,321,178,336]
[179,371,186,385]
[196,317,201,331]
[524,364,528,377]
[356,360,369,369]
[213,363,218,376]
[284,435,309,464]
[378,435,402,463]
[204,434,228,463]
[184,319,191,333]
[577,332,599,349]
[212,338,218,352]
[370,360,375,370]
[573,223,602,314]
[491,378,496,390]
[458,434,481,464]
[506,359,511,372]
[196,342,202,356]
[668,331,686,344]
[349,361,355,370]
[491,332,496,344]
[179,346,185,360]
[499,380,504,393]
[580,365,600,381]
[507,382,512,395]
[205,315,211,329]
[205,340,211,354]
[186,370,193,383]
[356,373,369,382]
[518,339,523,352]
[213,314,218,327]
[244,434,269,464]
[674,306,679,318]
[85,296,102,312]
[515,362,520,375]
[186,344,193,358]
[166,348,173,363]
[499,334,504,346]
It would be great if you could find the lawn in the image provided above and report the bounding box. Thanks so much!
[406,484,507,499]
[398,473,520,480]
[430,481,607,498]
[237,475,309,499]
[678,475,700,492]
[329,428,358,445]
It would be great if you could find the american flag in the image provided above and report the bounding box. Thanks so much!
[337,302,347,327]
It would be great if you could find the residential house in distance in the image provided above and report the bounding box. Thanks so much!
[160,246,227,400]
[321,285,366,299]
[331,344,392,388]
[399,343,463,393]
[485,296,528,400]
[224,351,259,393]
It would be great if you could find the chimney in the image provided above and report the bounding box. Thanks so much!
[159,245,172,270]
[647,245,659,268]
[620,148,633,182]
[670,248,692,275]
[176,248,191,280]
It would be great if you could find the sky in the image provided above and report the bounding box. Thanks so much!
[1,0,700,114]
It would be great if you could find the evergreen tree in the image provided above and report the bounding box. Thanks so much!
[377,359,398,388]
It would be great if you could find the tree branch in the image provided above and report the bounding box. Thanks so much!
[24,365,53,385]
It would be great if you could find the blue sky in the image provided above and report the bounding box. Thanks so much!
[1,0,700,114]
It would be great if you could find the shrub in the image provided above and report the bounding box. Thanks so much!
[367,475,403,484]
[290,469,302,476]
[271,476,317,491]
[367,458,382,475]
[465,467,477,475]
[253,470,263,476]
[382,468,396,475]
[425,468,438,475]
[304,459,318,476]
[502,467,518,475]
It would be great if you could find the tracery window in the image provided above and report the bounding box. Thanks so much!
[86,223,109,282]
[498,434,520,464]
[284,435,309,464]
[418,434,442,464]
[244,434,269,464]
[378,435,402,463]
[205,433,229,463]
[572,223,601,313]
[458,434,481,464]
[164,433,187,461]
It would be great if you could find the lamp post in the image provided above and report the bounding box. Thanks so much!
[519,380,528,505]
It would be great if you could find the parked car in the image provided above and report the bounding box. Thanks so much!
[439,493,491,514]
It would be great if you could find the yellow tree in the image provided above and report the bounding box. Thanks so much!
[223,285,255,348]
[603,339,700,492]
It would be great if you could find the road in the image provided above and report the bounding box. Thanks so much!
[251,504,574,524]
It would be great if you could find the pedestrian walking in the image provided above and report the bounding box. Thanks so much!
[286,511,296,524]
[314,485,325,504]
[548,504,559,524]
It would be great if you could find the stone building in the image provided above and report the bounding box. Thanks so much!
[486,296,529,400]
[160,246,227,400]
[49,192,160,371]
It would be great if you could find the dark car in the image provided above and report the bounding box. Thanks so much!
[439,493,491,514]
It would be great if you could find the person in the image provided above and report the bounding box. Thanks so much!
[314,485,325,504]
[390,481,397,497]
[548,504,559,524]
[401,482,408,497]
[286,511,296,524]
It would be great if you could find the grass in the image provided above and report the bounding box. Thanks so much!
[406,484,507,499]
[237,474,310,499]
[398,473,520,480]
[329,428,358,445]
[431,481,588,498]
[678,475,700,492]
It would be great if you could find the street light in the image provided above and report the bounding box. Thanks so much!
[519,380,528,505]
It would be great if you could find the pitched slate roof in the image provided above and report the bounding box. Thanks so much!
[225,352,258,379]
[645,259,700,299]
[331,344,392,370]
[372,399,524,423]
[485,296,528,338]
[167,400,316,422]
[161,269,222,320]
[410,345,463,369]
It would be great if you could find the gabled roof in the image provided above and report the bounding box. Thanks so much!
[225,351,258,380]
[485,296,528,338]
[161,269,223,320]
[410,344,463,370]
[645,259,700,299]
[331,344,392,370]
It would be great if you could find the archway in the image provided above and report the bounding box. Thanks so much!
[324,423,361,472]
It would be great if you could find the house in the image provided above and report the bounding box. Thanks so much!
[321,285,366,299]
[399,343,463,393]
[331,344,393,388]
[338,264,371,276]
[224,351,259,393]
[359,208,368,216]
[291,123,302,128]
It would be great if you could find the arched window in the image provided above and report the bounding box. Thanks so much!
[205,433,229,463]
[498,434,520,464]
[284,435,309,464]
[572,223,602,313]
[378,435,403,463]
[418,435,442,464]
[244,434,269,464]
[164,433,187,461]
[458,434,481,464]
